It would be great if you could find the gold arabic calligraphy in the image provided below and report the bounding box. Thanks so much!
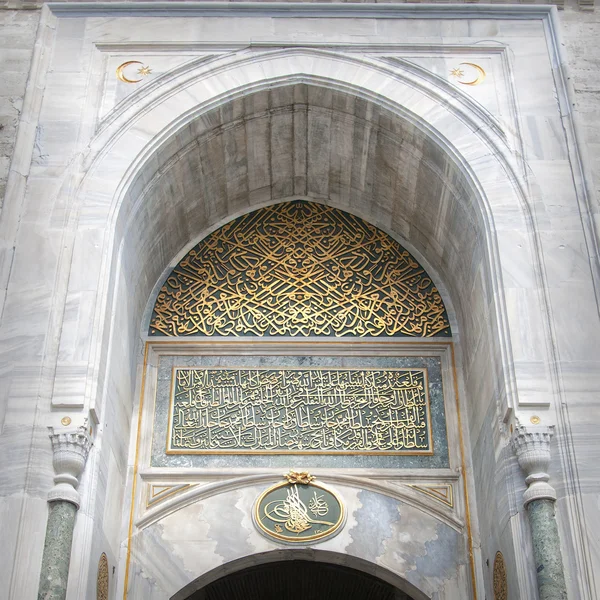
[264,485,334,534]
[167,368,432,454]
[149,201,451,337]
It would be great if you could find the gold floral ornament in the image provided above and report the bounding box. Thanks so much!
[149,201,451,337]
[285,471,316,485]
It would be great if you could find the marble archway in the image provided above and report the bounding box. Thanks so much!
[58,49,548,600]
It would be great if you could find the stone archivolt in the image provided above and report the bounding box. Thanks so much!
[149,201,451,338]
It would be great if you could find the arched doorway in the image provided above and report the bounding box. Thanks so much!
[183,562,412,600]
[172,551,428,600]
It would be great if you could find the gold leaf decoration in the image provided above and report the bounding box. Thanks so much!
[97,553,109,600]
[493,551,507,600]
[285,471,316,485]
[149,201,450,337]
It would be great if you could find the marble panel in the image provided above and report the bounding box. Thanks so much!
[127,484,467,599]
[150,355,449,470]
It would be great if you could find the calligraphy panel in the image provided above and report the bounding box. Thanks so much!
[167,368,433,455]
[149,201,451,338]
[254,479,345,543]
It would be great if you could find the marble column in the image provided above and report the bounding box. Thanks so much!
[38,426,91,600]
[511,423,567,600]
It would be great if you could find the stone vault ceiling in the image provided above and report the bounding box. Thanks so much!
[124,83,481,336]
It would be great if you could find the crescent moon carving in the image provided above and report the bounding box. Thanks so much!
[458,62,486,86]
[116,61,144,84]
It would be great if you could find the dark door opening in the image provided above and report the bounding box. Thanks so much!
[185,560,415,600]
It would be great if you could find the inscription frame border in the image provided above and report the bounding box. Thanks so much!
[165,366,434,456]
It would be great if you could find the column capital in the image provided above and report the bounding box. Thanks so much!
[48,425,92,508]
[511,422,556,506]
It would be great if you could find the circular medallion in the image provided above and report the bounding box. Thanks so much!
[254,476,345,544]
[97,552,109,600]
[493,551,507,600]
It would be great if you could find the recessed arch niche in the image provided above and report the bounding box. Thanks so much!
[108,78,518,600]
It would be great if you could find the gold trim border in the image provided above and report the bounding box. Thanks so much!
[165,366,434,456]
[146,483,192,508]
[123,340,479,600]
[253,480,346,544]
[451,343,477,600]
[409,483,454,508]
[123,343,149,600]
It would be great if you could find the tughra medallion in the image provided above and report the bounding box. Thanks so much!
[254,472,345,543]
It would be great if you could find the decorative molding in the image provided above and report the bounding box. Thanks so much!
[47,425,92,508]
[511,423,556,507]
[578,0,595,10]
[409,483,453,507]
[46,2,563,18]
[146,484,192,508]
[136,471,462,531]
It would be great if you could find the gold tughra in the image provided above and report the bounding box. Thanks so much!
[150,201,451,338]
[167,367,432,455]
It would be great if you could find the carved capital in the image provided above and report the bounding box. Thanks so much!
[47,425,92,508]
[511,423,556,506]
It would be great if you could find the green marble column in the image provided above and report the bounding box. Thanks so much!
[512,424,568,600]
[38,501,77,600]
[528,499,568,600]
[37,426,91,600]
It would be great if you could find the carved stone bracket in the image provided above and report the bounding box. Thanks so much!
[48,425,92,508]
[511,423,556,507]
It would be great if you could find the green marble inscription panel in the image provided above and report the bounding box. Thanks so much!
[167,367,432,455]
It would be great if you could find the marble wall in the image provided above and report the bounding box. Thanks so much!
[0,9,38,212]
[0,4,599,600]
[128,484,469,600]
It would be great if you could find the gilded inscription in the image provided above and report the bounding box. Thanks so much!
[254,480,345,543]
[167,368,432,455]
[149,201,451,338]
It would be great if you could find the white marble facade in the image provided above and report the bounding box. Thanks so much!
[0,3,599,600]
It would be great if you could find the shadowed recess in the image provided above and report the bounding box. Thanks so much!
[149,200,451,337]
[184,560,415,600]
